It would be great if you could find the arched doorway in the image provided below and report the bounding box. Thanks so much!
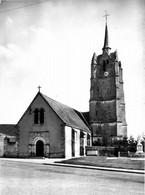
[36,140,44,157]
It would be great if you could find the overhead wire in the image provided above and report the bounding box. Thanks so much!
[0,0,50,14]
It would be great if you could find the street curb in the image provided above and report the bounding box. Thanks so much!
[1,158,144,174]
[43,162,145,175]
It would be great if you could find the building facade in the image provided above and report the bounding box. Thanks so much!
[89,21,127,145]
[0,125,17,157]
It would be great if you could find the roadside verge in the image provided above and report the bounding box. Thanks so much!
[43,161,145,174]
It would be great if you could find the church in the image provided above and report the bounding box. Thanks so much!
[0,92,91,158]
[0,14,127,158]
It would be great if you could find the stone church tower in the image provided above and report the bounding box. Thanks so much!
[89,17,127,145]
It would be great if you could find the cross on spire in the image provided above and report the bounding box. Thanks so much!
[103,10,110,24]
[102,10,111,54]
[38,85,41,92]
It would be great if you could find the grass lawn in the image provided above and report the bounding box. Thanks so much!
[58,156,145,170]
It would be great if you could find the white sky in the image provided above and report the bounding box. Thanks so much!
[0,0,145,139]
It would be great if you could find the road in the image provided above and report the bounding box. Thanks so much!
[0,159,144,195]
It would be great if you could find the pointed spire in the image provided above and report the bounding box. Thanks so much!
[102,10,111,54]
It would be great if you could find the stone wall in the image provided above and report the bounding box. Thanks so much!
[17,93,65,158]
[86,146,115,156]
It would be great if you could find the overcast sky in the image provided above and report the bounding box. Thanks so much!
[0,0,144,138]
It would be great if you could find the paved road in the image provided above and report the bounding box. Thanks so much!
[0,159,144,195]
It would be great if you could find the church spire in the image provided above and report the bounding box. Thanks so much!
[102,10,111,54]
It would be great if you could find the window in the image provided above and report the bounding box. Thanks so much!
[34,108,45,124]
[40,108,45,124]
[87,134,91,146]
[103,60,106,71]
[103,60,109,71]
[34,109,39,124]
[80,131,85,138]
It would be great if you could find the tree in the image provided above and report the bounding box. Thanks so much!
[141,133,145,152]
[112,137,128,149]
[127,136,137,152]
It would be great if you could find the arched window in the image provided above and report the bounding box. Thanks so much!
[34,109,39,124]
[40,108,45,124]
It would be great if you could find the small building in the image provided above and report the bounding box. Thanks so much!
[0,125,17,157]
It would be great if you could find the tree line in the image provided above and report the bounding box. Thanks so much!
[93,135,145,153]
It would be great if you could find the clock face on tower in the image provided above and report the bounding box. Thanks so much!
[104,71,108,76]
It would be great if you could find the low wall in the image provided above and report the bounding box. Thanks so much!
[86,146,115,156]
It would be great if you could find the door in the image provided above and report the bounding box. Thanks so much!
[36,140,44,157]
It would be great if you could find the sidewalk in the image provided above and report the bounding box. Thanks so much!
[0,158,144,175]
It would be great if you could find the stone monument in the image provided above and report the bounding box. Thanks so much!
[136,136,143,154]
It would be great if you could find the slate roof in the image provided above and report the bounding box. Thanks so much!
[41,93,91,133]
[81,112,90,125]
[0,124,16,136]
